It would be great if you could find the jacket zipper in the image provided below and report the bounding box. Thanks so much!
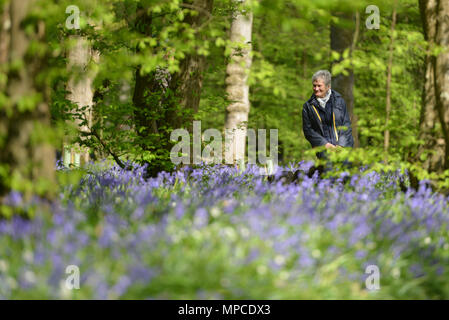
[311,103,339,144]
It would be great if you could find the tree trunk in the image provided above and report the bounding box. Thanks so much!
[351,11,360,149]
[417,0,446,172]
[302,49,307,79]
[0,1,10,69]
[330,11,359,148]
[132,6,160,141]
[64,35,97,167]
[0,1,10,148]
[132,0,213,150]
[0,0,55,200]
[432,0,449,170]
[224,0,253,164]
[384,2,397,156]
[167,0,213,128]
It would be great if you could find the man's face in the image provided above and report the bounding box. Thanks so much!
[313,79,330,98]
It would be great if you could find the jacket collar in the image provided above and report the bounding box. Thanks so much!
[307,89,341,106]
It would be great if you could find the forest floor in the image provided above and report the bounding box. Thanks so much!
[1,162,448,299]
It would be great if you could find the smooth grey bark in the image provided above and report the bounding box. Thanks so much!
[63,35,97,167]
[224,0,253,164]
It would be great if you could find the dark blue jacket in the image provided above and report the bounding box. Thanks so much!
[302,90,354,154]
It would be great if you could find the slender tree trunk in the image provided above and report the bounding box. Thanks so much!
[302,49,307,79]
[433,0,449,169]
[417,0,446,172]
[330,11,359,147]
[0,0,55,199]
[0,1,11,145]
[384,2,397,156]
[64,35,97,167]
[0,1,10,69]
[224,0,253,164]
[351,11,360,148]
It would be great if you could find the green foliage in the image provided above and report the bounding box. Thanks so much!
[353,0,424,160]
[197,0,425,169]
[2,0,448,198]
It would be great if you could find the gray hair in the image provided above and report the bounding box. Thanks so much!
[312,70,332,87]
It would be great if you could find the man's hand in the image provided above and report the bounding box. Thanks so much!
[324,143,336,149]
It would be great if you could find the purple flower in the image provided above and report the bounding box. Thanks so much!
[194,208,209,228]
[129,265,155,283]
[98,225,118,248]
[112,275,132,297]
[5,191,22,207]
[355,250,367,259]
[297,252,314,268]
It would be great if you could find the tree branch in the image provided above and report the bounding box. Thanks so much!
[180,3,213,30]
[88,128,127,170]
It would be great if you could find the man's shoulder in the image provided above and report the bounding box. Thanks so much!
[303,94,316,107]
[331,90,347,107]
[331,89,342,98]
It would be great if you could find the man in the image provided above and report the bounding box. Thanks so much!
[302,70,354,158]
